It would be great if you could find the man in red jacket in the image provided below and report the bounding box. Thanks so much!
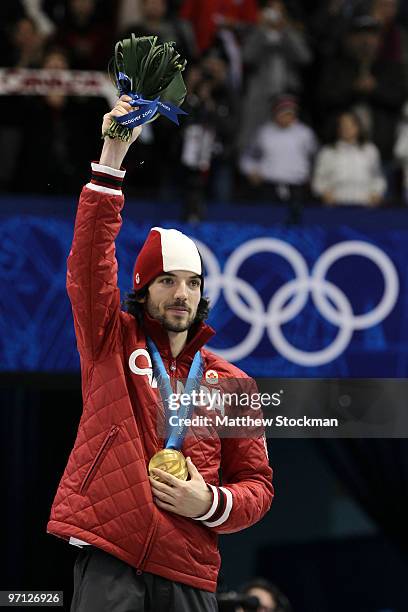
[47,96,273,612]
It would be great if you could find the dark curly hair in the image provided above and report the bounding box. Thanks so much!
[122,287,210,325]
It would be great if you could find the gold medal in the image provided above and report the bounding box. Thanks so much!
[148,448,188,482]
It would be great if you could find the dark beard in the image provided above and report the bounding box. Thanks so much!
[146,298,195,332]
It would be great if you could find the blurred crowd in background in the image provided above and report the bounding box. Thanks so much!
[2,0,408,220]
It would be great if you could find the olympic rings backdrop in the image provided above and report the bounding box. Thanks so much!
[1,211,407,376]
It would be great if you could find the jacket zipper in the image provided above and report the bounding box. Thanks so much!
[137,358,175,571]
[79,425,120,495]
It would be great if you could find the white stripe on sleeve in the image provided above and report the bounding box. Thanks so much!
[203,486,233,527]
[86,183,122,196]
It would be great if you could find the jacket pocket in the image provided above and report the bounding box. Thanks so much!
[79,425,120,495]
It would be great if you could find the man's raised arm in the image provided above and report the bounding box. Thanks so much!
[67,96,142,361]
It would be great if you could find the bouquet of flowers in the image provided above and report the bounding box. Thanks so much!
[105,34,188,142]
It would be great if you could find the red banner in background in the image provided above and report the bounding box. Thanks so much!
[0,68,117,105]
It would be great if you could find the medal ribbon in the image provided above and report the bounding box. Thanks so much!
[115,72,188,128]
[147,338,203,450]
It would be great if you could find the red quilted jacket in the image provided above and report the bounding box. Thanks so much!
[46,164,274,592]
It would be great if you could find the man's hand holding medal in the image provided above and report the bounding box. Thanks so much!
[150,457,213,519]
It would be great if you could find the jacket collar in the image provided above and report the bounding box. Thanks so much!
[142,311,215,364]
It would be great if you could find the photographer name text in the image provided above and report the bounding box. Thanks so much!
[168,415,338,428]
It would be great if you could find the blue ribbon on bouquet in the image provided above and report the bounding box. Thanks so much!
[114,72,188,128]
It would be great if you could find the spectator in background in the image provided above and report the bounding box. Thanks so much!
[313,110,385,206]
[7,16,45,67]
[317,16,406,176]
[238,577,293,612]
[239,94,317,224]
[238,0,312,152]
[308,0,372,59]
[124,0,197,64]
[42,0,117,27]
[178,53,237,220]
[394,102,408,205]
[116,0,143,33]
[200,50,238,202]
[0,10,46,188]
[180,64,218,222]
[179,0,258,53]
[180,0,259,92]
[53,0,113,69]
[21,0,57,37]
[371,0,408,64]
[11,46,109,194]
